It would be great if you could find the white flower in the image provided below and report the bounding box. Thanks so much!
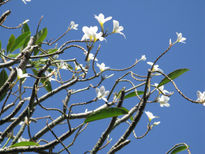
[85,108,89,113]
[59,61,68,70]
[81,26,104,42]
[18,137,29,142]
[145,111,159,122]
[22,0,31,4]
[94,13,112,29]
[75,63,83,71]
[45,69,56,82]
[96,86,109,102]
[153,121,160,126]
[154,83,170,95]
[23,19,29,24]
[112,20,126,38]
[176,32,186,43]
[140,55,146,61]
[147,62,163,75]
[169,39,172,45]
[196,91,205,103]
[85,53,98,62]
[16,68,29,79]
[70,21,78,30]
[157,95,170,107]
[96,63,109,72]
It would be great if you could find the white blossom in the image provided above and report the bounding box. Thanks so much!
[176,32,186,43]
[59,61,68,70]
[70,21,78,30]
[85,53,98,62]
[196,91,205,103]
[18,137,29,142]
[154,83,171,95]
[45,69,56,82]
[23,19,29,24]
[16,68,29,79]
[157,95,170,107]
[153,121,160,126]
[75,63,84,71]
[169,38,172,45]
[96,63,109,72]
[112,20,126,38]
[147,62,163,75]
[94,13,112,29]
[145,111,159,122]
[81,26,104,42]
[22,0,31,4]
[140,55,146,61]
[96,86,109,102]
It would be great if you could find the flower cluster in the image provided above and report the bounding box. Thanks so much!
[169,32,186,45]
[81,13,125,42]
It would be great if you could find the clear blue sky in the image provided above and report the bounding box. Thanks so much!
[1,0,205,153]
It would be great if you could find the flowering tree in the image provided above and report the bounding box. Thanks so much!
[0,1,204,153]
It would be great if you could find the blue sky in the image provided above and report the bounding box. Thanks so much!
[1,0,205,153]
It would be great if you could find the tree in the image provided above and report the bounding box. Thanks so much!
[0,1,204,153]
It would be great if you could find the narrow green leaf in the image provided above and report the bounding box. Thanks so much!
[0,69,8,102]
[47,48,58,54]
[158,68,189,87]
[21,23,31,50]
[171,145,188,154]
[124,91,144,99]
[8,53,20,58]
[10,32,31,52]
[7,34,15,52]
[85,107,128,123]
[21,23,30,33]
[21,34,31,50]
[35,28,48,44]
[10,141,39,148]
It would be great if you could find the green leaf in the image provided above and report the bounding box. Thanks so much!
[158,68,189,88]
[171,145,188,154]
[47,48,58,54]
[10,141,39,148]
[42,79,52,92]
[124,91,144,99]
[7,34,15,52]
[21,23,30,33]
[35,28,48,44]
[85,107,128,123]
[0,69,8,102]
[21,24,31,50]
[8,53,20,58]
[21,34,31,50]
[10,32,31,52]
